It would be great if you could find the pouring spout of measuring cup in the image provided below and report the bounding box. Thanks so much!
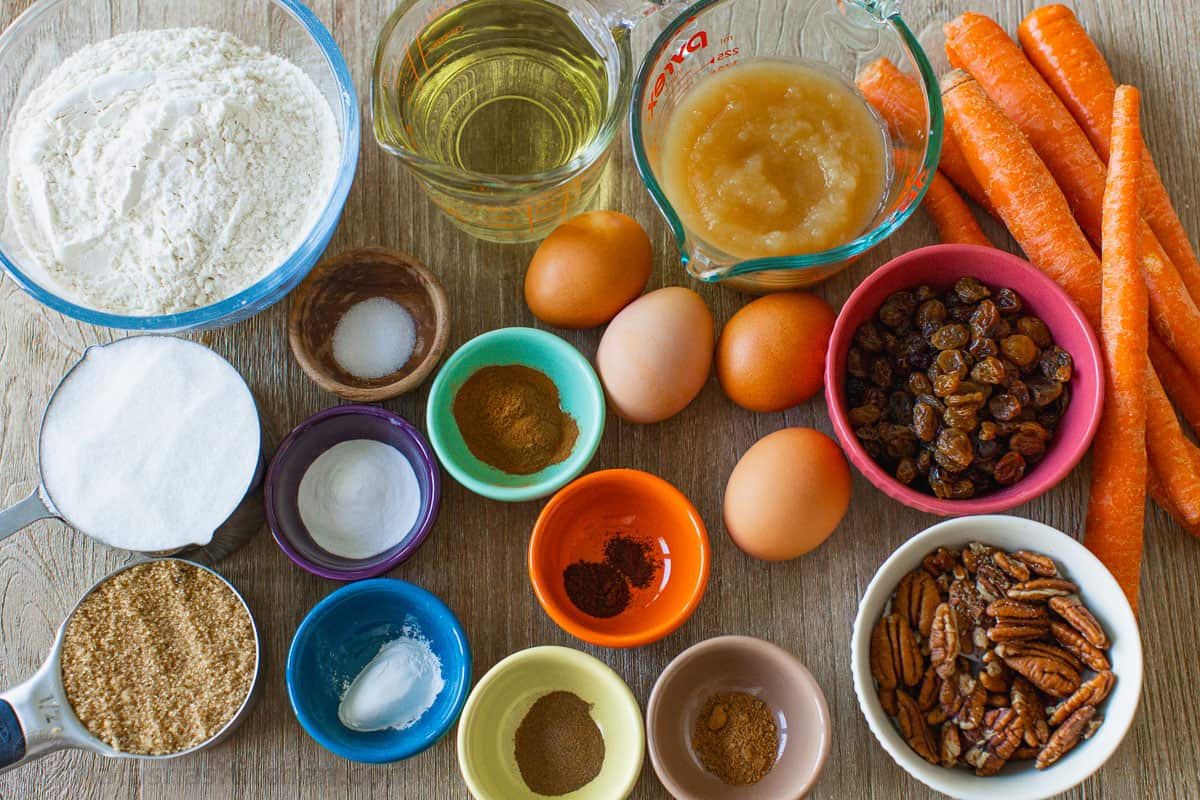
[0,487,57,544]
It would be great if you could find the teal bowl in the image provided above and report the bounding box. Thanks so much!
[426,328,605,502]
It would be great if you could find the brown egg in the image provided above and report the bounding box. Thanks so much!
[596,287,714,423]
[724,428,850,560]
[717,292,836,412]
[524,211,653,329]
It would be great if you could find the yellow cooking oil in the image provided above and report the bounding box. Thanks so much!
[384,0,611,176]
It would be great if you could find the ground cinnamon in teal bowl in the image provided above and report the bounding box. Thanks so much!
[452,364,578,475]
[426,327,606,503]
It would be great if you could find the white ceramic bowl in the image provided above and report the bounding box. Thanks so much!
[851,515,1142,800]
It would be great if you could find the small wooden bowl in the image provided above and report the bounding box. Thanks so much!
[288,248,450,401]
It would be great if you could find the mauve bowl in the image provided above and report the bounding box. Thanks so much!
[824,244,1104,516]
[646,636,832,799]
[265,405,440,580]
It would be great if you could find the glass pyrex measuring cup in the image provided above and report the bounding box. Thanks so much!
[0,337,265,564]
[630,0,942,292]
[0,559,261,773]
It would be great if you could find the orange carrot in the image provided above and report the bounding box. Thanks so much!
[856,58,993,213]
[941,68,1200,525]
[943,12,1200,391]
[1149,468,1200,540]
[923,172,993,247]
[1149,333,1200,435]
[939,70,1099,311]
[1084,86,1146,613]
[1019,5,1200,304]
[1145,370,1200,527]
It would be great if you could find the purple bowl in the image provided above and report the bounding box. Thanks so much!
[265,405,441,580]
[824,244,1104,516]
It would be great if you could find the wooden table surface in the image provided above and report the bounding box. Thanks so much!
[2,0,1198,797]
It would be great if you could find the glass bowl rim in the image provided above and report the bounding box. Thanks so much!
[0,0,361,331]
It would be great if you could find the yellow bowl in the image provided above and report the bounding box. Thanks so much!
[456,645,644,799]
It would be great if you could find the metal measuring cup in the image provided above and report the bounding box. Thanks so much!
[0,558,262,774]
[0,336,265,564]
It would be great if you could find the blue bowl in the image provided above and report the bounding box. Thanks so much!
[286,579,471,763]
[0,0,359,332]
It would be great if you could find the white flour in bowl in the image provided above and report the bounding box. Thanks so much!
[5,27,340,315]
[39,336,261,552]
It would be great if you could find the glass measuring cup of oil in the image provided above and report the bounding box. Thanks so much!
[630,0,943,291]
[373,0,647,243]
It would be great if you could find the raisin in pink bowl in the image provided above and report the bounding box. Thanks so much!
[824,244,1104,516]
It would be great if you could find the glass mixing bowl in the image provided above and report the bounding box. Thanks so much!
[630,0,941,292]
[0,0,359,332]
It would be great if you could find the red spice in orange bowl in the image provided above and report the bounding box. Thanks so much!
[529,469,711,648]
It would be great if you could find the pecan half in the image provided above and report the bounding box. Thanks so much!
[1011,745,1041,761]
[916,666,941,712]
[1050,621,1111,672]
[940,723,962,768]
[1049,595,1109,648]
[965,706,1024,776]
[993,550,1031,582]
[871,613,922,689]
[929,603,960,679]
[980,649,1010,693]
[987,598,1050,642]
[1009,549,1058,577]
[1048,671,1115,726]
[1006,577,1077,600]
[976,560,1014,602]
[923,546,961,577]
[931,672,987,730]
[896,569,942,637]
[897,690,939,764]
[996,642,1081,698]
[879,687,899,717]
[1036,705,1096,769]
[1011,676,1050,746]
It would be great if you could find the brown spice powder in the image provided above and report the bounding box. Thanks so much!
[692,691,780,786]
[452,364,579,475]
[513,691,605,795]
[60,560,257,755]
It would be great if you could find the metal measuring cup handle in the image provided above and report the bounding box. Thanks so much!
[0,487,57,543]
[0,627,99,774]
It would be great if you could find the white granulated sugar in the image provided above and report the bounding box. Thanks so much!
[39,336,261,552]
[297,439,422,560]
[332,297,417,380]
[5,28,340,315]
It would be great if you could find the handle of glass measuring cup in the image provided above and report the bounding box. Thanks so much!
[0,488,56,544]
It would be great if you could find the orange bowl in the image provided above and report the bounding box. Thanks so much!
[529,469,711,648]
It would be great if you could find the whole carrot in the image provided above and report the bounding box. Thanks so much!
[1084,86,1147,614]
[1149,333,1200,435]
[1019,5,1200,304]
[923,172,993,247]
[941,69,1200,525]
[939,70,1098,310]
[856,57,992,213]
[1148,468,1200,541]
[943,12,1200,392]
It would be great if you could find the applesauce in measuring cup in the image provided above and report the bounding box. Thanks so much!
[659,59,889,260]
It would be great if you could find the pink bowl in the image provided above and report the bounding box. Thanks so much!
[824,244,1103,516]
